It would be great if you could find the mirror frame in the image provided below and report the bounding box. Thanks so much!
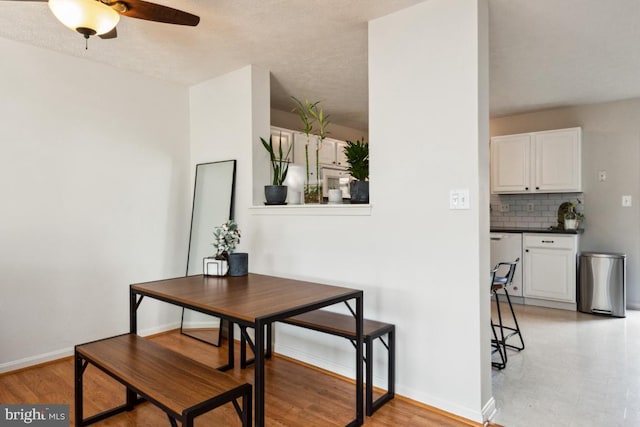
[181,159,236,346]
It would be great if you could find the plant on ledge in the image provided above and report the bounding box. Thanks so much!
[291,96,330,204]
[260,133,292,204]
[344,138,369,204]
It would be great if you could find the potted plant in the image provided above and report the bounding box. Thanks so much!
[205,220,242,276]
[260,134,292,205]
[344,138,369,203]
[307,100,330,202]
[564,199,584,230]
[291,96,330,204]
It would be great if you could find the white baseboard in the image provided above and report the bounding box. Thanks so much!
[482,397,497,423]
[277,343,485,424]
[0,347,74,374]
[0,322,180,374]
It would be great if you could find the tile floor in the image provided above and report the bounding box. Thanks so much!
[491,303,640,427]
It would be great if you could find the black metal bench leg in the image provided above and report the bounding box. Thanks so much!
[365,337,373,416]
[388,326,395,399]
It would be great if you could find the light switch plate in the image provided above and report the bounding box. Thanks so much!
[622,195,632,207]
[449,189,470,210]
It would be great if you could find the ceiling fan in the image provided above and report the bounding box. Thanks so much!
[4,0,199,41]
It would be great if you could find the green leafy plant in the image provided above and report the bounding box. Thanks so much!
[291,97,318,188]
[569,199,585,220]
[260,134,292,185]
[343,139,369,181]
[212,220,241,259]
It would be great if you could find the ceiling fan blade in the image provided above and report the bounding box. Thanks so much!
[116,0,199,26]
[99,27,117,39]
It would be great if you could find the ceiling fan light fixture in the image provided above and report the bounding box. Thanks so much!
[48,0,120,37]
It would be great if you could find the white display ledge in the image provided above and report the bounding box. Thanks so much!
[249,204,372,216]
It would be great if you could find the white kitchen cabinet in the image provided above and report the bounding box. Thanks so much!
[270,126,294,160]
[490,133,530,193]
[490,127,581,194]
[523,234,578,305]
[293,133,349,171]
[318,138,348,168]
[293,132,320,182]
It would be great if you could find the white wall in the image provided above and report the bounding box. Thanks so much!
[249,0,491,422]
[491,97,640,309]
[0,38,191,371]
[190,65,271,238]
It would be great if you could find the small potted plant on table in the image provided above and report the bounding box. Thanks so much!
[261,134,292,205]
[344,139,369,204]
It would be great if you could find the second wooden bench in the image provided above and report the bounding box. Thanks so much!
[240,310,395,416]
[75,333,251,426]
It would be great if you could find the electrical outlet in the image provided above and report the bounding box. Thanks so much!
[527,203,534,212]
[622,195,632,207]
[598,170,607,182]
[500,203,510,212]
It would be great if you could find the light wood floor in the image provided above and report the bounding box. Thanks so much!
[0,330,487,426]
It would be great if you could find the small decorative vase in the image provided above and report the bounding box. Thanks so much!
[203,257,229,276]
[304,183,322,204]
[228,252,249,276]
[564,212,578,230]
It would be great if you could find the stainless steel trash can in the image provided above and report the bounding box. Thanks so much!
[578,252,626,317]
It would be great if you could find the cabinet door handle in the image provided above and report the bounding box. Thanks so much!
[542,240,554,243]
[536,186,540,190]
[525,187,529,190]
[525,249,529,252]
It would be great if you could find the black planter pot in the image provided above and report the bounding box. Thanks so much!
[264,185,287,205]
[228,252,248,276]
[350,180,369,204]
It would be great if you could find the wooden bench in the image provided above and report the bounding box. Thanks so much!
[75,333,251,427]
[240,310,395,416]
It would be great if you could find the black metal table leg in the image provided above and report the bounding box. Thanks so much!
[254,319,265,427]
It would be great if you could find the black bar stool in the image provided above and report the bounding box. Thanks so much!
[490,266,507,369]
[491,257,525,369]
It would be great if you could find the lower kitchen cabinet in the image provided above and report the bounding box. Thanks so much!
[523,234,579,307]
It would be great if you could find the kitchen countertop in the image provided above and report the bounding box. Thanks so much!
[491,227,584,235]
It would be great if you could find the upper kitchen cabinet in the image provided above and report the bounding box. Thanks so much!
[270,126,295,160]
[491,127,582,194]
[293,132,320,169]
[292,133,349,170]
[318,138,348,168]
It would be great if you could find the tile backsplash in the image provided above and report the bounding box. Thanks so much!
[490,193,584,229]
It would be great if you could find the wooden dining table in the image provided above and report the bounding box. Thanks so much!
[129,273,364,427]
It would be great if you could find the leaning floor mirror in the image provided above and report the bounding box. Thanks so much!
[181,160,236,346]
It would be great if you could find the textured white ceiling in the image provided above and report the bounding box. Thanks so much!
[2,0,640,129]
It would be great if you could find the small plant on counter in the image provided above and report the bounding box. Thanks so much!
[211,220,241,260]
[569,199,585,221]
